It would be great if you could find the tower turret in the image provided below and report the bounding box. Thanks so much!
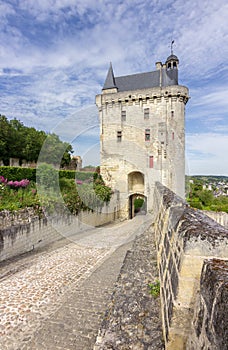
[165,54,179,70]
[165,53,179,85]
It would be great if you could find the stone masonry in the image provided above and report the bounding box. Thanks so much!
[1,214,162,350]
[96,54,189,219]
[153,182,228,350]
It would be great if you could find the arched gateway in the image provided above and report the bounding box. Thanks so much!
[129,193,147,219]
[128,171,146,218]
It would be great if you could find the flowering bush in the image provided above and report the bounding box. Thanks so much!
[76,180,83,185]
[0,175,7,184]
[7,179,30,188]
[0,176,30,188]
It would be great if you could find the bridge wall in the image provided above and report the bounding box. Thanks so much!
[153,182,228,349]
[0,203,119,262]
[203,210,228,229]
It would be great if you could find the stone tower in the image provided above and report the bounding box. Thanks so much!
[96,53,189,219]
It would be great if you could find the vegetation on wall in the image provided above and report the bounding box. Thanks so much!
[0,165,112,213]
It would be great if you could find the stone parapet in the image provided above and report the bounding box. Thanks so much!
[153,182,228,349]
[203,210,228,229]
[187,258,228,350]
[0,201,120,262]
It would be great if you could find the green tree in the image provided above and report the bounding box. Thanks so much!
[0,115,73,167]
[198,190,213,207]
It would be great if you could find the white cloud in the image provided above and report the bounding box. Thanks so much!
[186,133,228,175]
[0,0,227,173]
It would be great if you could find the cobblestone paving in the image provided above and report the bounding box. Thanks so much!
[0,215,152,350]
[94,225,165,349]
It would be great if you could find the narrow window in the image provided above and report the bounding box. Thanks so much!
[149,156,154,168]
[121,110,126,121]
[171,111,174,118]
[144,108,149,119]
[145,128,150,141]
[117,131,122,142]
[172,132,174,140]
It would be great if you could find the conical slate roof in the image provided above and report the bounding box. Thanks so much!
[103,63,116,89]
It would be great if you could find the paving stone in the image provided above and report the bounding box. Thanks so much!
[0,215,163,349]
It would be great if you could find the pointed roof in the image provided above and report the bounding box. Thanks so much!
[102,58,179,93]
[103,63,116,90]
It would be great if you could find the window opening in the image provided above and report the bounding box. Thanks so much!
[144,108,149,119]
[117,131,122,142]
[121,110,126,121]
[145,129,150,141]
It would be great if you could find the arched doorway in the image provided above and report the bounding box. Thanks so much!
[128,171,146,219]
[129,194,147,219]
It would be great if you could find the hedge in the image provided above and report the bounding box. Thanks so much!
[0,166,36,181]
[0,166,95,182]
[59,170,94,181]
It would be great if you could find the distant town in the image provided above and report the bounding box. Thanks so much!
[186,175,228,212]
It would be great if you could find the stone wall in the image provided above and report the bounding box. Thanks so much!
[0,201,120,262]
[186,259,228,350]
[153,182,228,349]
[204,210,228,229]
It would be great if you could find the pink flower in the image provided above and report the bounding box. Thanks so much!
[7,179,30,188]
[76,180,83,185]
[0,176,7,184]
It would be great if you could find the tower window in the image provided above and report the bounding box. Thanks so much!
[117,131,122,142]
[173,62,177,68]
[149,156,154,168]
[144,108,149,119]
[121,110,126,121]
[172,132,174,140]
[171,111,174,118]
[145,129,150,141]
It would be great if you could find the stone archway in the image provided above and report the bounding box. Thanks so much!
[128,171,145,219]
[129,194,147,219]
[128,171,144,193]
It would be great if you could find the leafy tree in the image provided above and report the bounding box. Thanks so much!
[198,190,213,207]
[0,115,73,167]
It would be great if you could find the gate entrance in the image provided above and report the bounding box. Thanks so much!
[129,194,147,219]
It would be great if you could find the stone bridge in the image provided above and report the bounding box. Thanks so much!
[0,183,227,350]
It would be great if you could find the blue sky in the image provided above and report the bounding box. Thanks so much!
[0,0,227,175]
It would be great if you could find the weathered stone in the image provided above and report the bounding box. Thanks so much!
[187,259,228,350]
[94,226,164,349]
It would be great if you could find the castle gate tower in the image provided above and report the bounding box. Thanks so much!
[96,53,189,219]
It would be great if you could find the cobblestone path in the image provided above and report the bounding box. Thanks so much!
[0,215,152,350]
